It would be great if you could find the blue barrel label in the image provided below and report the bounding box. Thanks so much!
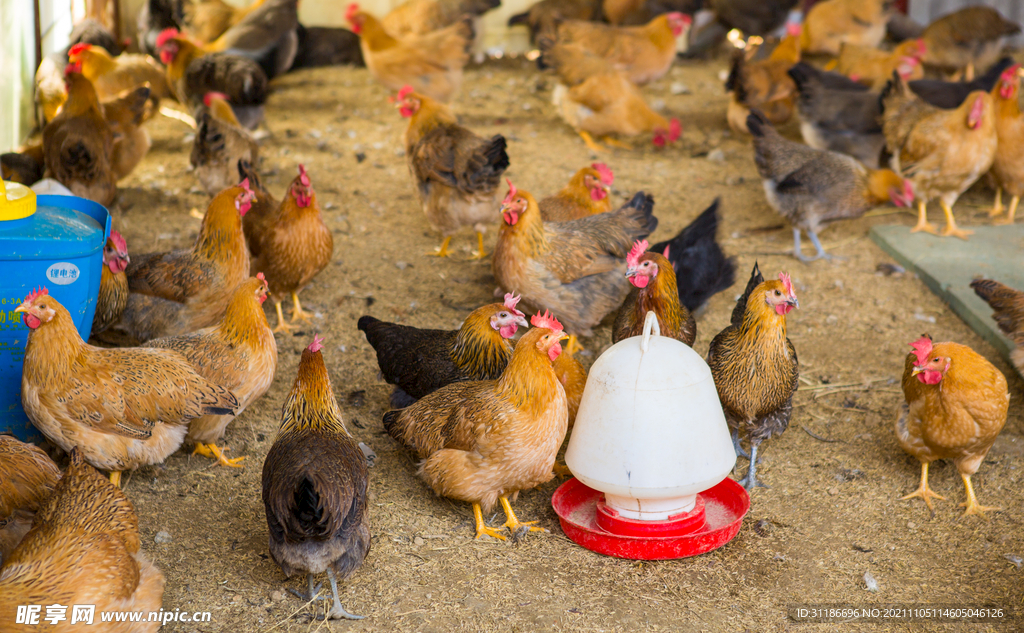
[46,262,80,286]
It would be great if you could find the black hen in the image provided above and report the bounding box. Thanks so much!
[183,53,268,130]
[649,198,735,313]
[138,0,184,56]
[292,24,364,68]
[908,57,1016,110]
[262,337,370,621]
[1,153,43,186]
[686,0,798,57]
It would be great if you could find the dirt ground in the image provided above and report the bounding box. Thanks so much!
[104,54,1024,632]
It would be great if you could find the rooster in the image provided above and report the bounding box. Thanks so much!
[92,230,130,337]
[0,450,165,629]
[395,86,509,258]
[0,435,61,565]
[493,180,657,345]
[359,293,528,408]
[707,263,799,490]
[383,312,568,540]
[115,181,253,343]
[539,163,614,222]
[17,289,237,487]
[146,275,277,468]
[262,335,370,620]
[897,336,1009,516]
[613,239,695,346]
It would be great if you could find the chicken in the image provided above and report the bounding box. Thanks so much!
[835,39,925,90]
[92,230,130,337]
[396,87,509,258]
[383,312,568,540]
[880,76,997,240]
[146,275,276,468]
[897,335,1009,516]
[0,449,165,632]
[185,0,266,44]
[42,68,116,207]
[985,64,1024,226]
[103,85,153,181]
[191,92,260,195]
[613,239,695,345]
[262,335,370,620]
[603,0,700,27]
[347,4,472,103]
[685,0,797,57]
[66,43,170,112]
[539,163,614,222]
[138,0,185,57]
[157,28,269,129]
[544,12,691,85]
[238,159,279,255]
[971,279,1024,379]
[1,152,43,186]
[725,25,801,134]
[16,289,237,486]
[0,435,60,565]
[748,110,914,262]
[507,0,601,45]
[919,6,1020,80]
[788,61,886,167]
[204,0,300,79]
[493,181,657,340]
[707,263,798,490]
[292,25,365,68]
[551,344,587,428]
[34,20,125,124]
[358,293,528,408]
[907,57,1015,110]
[800,0,890,56]
[540,41,682,151]
[115,181,253,343]
[244,165,334,331]
[383,0,500,45]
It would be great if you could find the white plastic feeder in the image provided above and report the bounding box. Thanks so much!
[565,312,737,521]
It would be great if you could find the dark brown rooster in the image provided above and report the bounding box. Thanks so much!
[613,239,695,346]
[358,294,528,408]
[262,335,370,620]
[707,263,799,489]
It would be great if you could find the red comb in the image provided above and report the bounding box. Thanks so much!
[669,119,682,141]
[1002,64,1022,82]
[308,334,324,353]
[239,177,251,193]
[64,62,82,77]
[398,85,413,100]
[298,164,310,187]
[503,179,517,205]
[785,22,801,37]
[256,272,266,282]
[24,287,49,304]
[779,272,794,298]
[109,230,127,251]
[627,239,648,268]
[68,43,90,58]
[530,310,563,332]
[345,3,360,20]
[155,28,179,49]
[203,91,229,107]
[503,293,524,315]
[591,163,614,185]
[910,335,933,366]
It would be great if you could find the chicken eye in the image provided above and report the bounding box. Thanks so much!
[774,290,781,296]
[499,312,508,318]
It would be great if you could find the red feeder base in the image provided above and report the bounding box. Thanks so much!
[551,477,750,560]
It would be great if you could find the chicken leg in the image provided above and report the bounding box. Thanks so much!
[564,335,584,355]
[901,461,945,510]
[792,228,835,262]
[938,200,972,239]
[288,573,324,603]
[323,568,364,620]
[992,195,1019,226]
[272,300,296,333]
[427,236,453,258]
[911,200,938,234]
[958,472,1001,518]
[193,442,245,467]
[988,188,1004,217]
[738,438,768,490]
[468,231,487,261]
[578,131,608,154]
[473,502,506,541]
[290,292,314,324]
[499,495,547,537]
[109,470,122,488]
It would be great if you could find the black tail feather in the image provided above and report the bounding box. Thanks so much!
[730,262,763,328]
[618,191,658,236]
[745,109,769,138]
[650,199,736,313]
[382,409,402,437]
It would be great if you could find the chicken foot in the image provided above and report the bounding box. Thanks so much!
[988,188,1004,217]
[901,461,945,510]
[992,195,1019,226]
[468,231,488,261]
[792,228,838,263]
[288,573,324,603]
[958,473,1002,518]
[911,200,939,235]
[427,236,453,258]
[109,470,122,488]
[289,292,314,324]
[192,442,245,467]
[272,300,297,333]
[938,200,972,240]
[578,131,609,154]
[499,495,547,538]
[738,439,768,490]
[564,335,585,355]
[473,502,507,541]
[731,429,749,459]
[321,569,364,620]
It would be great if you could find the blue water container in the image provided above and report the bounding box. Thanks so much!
[0,181,111,441]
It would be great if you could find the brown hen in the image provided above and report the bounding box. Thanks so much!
[613,239,695,346]
[539,163,614,222]
[0,435,60,565]
[91,230,130,337]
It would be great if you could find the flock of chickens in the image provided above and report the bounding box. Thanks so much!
[1,0,1024,627]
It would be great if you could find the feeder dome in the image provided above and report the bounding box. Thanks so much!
[565,312,736,520]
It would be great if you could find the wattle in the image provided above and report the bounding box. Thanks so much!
[590,188,607,201]
[502,210,518,225]
[400,106,415,117]
[916,370,942,385]
[774,304,793,316]
[630,275,649,289]
[23,314,40,330]
[499,324,517,339]
[548,343,562,362]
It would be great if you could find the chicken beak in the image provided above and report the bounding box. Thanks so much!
[787,297,799,308]
[559,333,570,341]
[13,305,26,314]
[911,366,924,376]
[514,315,528,328]
[624,269,637,278]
